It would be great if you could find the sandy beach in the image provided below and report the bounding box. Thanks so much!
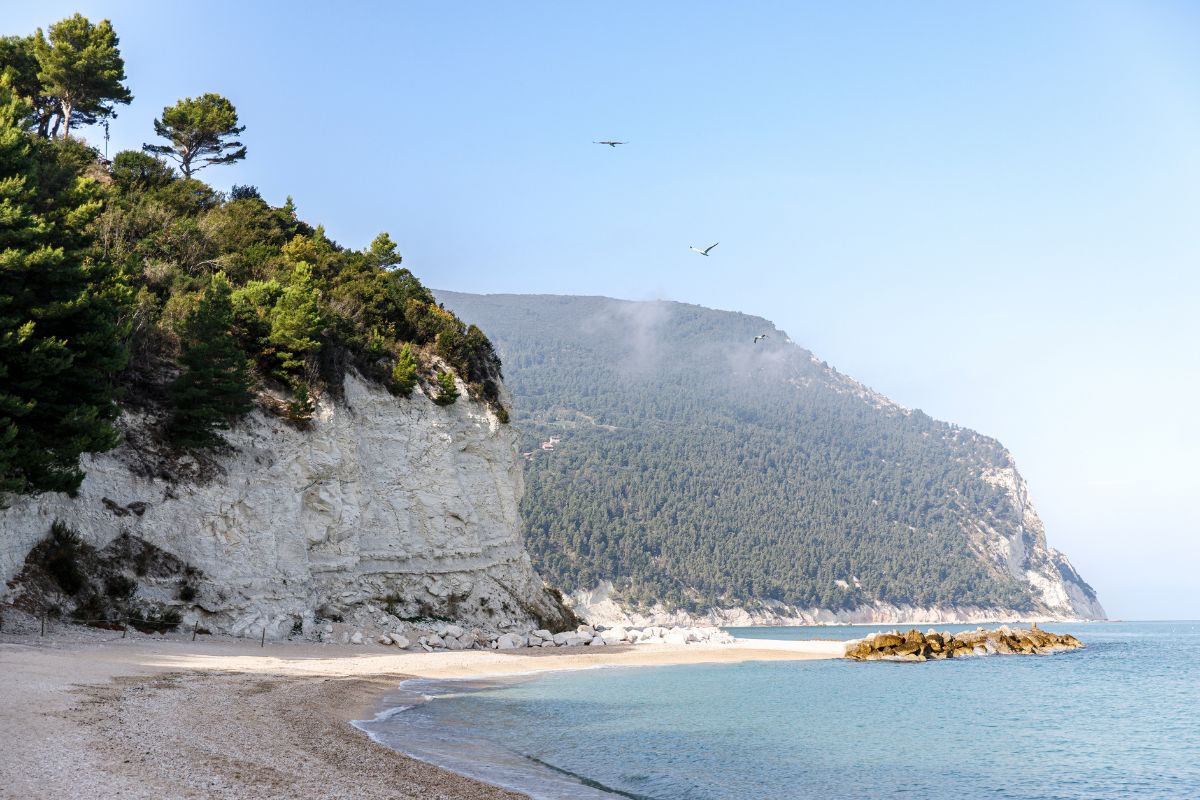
[0,629,843,799]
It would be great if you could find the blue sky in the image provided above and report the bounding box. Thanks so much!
[8,2,1199,619]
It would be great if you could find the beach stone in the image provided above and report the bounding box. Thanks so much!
[540,640,556,648]
[588,636,607,646]
[532,629,553,640]
[427,634,446,648]
[350,631,363,645]
[391,635,411,649]
[377,634,393,645]
[443,624,465,639]
[664,632,689,646]
[496,633,523,650]
[601,626,628,644]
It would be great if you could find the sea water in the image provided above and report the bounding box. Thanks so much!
[356,621,1200,799]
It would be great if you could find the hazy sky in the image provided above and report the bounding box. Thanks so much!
[9,2,1198,619]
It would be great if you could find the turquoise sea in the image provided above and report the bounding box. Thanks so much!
[356,621,1200,799]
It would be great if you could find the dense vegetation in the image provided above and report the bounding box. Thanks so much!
[1,14,502,499]
[439,291,1043,613]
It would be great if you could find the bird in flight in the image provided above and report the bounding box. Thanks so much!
[754,333,769,344]
[690,242,719,256]
[594,140,627,147]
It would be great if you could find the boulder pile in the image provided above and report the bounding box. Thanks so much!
[319,617,734,652]
[844,625,1083,662]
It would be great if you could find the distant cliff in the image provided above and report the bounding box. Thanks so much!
[437,291,1105,625]
[0,373,575,636]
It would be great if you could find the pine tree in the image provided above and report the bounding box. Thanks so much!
[167,273,254,448]
[432,370,459,406]
[389,343,418,397]
[31,14,132,138]
[268,263,323,378]
[0,85,128,496]
[142,93,246,177]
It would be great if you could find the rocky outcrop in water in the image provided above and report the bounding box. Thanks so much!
[844,625,1083,661]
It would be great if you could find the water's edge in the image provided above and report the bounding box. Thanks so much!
[354,675,629,799]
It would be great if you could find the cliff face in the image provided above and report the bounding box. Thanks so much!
[0,373,573,637]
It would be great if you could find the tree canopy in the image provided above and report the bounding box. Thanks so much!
[30,14,132,138]
[143,93,246,177]
[0,85,127,497]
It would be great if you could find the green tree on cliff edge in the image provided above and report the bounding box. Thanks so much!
[168,273,256,448]
[143,93,246,177]
[31,14,132,138]
[0,85,128,498]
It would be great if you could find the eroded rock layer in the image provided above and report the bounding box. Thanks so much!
[0,374,574,637]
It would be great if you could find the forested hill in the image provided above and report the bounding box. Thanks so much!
[437,291,1104,620]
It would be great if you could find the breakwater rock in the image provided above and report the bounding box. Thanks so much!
[845,625,1083,662]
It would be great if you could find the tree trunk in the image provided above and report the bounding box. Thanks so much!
[60,99,73,140]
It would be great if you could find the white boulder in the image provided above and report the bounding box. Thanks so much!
[496,633,525,650]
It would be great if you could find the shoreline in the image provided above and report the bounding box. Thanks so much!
[0,630,842,799]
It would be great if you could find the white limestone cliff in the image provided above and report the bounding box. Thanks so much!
[0,373,574,637]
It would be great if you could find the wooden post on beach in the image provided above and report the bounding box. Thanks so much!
[122,622,128,639]
[193,623,198,642]
[261,627,266,648]
[40,614,45,637]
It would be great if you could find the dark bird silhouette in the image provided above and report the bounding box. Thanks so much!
[594,140,627,147]
[754,333,769,344]
[690,242,719,256]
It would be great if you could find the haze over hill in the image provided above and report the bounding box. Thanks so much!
[439,291,1105,624]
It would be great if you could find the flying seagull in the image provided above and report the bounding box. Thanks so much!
[754,333,769,344]
[690,242,719,256]
[594,140,626,147]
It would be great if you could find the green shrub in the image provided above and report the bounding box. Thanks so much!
[432,370,459,406]
[388,344,418,397]
[43,521,85,596]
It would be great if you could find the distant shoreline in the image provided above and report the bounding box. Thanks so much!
[0,630,840,799]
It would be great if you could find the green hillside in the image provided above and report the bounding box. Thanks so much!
[1,15,501,499]
[438,291,1074,613]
